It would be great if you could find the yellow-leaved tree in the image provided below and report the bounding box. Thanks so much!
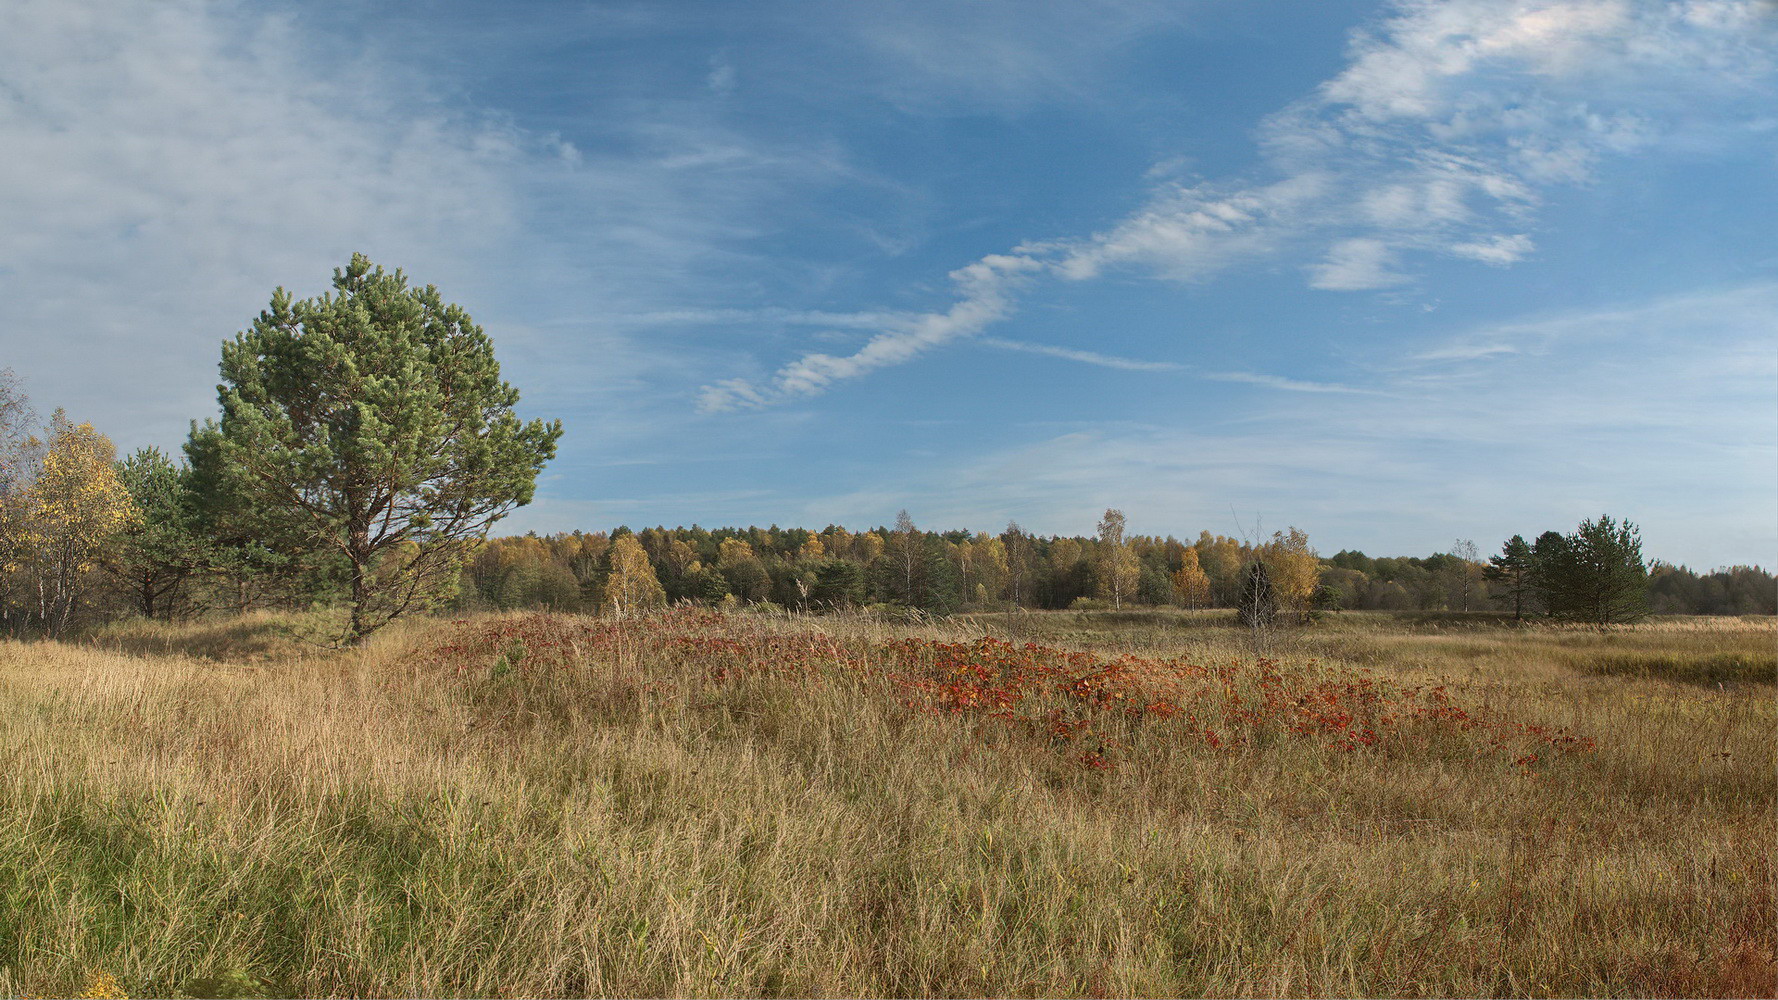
[0,412,139,636]
[1171,547,1211,610]
[600,535,665,617]
[1260,527,1320,619]
[1095,508,1139,609]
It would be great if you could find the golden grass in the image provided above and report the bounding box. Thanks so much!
[0,608,1771,998]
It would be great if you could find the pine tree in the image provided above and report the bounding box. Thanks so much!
[1485,534,1535,619]
[1566,515,1649,625]
[1528,517,1648,624]
[103,448,208,619]
[195,254,562,642]
[1530,530,1577,619]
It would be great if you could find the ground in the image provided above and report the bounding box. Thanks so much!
[1,608,1771,998]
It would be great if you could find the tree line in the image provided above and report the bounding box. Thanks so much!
[2,256,1769,641]
[449,516,1769,625]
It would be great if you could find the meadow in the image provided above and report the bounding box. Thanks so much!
[0,608,1771,998]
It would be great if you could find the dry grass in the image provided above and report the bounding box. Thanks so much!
[0,607,1771,998]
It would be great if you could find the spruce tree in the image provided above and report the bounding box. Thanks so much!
[195,254,562,643]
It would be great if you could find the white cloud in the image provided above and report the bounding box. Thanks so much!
[697,253,1043,410]
[702,0,1776,407]
[1449,233,1535,265]
[1405,280,1778,366]
[1201,371,1382,395]
[0,0,910,455]
[979,338,1184,372]
[1309,238,1410,290]
[0,0,538,443]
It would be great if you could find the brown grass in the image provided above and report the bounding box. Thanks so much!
[0,608,1771,998]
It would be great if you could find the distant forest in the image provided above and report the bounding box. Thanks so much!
[453,519,1776,618]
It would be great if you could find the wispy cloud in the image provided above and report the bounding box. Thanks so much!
[697,253,1043,411]
[699,0,1777,407]
[1404,280,1778,367]
[1201,371,1382,395]
[978,338,1184,372]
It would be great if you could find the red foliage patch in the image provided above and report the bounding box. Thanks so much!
[416,609,1596,771]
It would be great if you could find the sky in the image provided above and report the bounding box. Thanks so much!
[1,0,1774,569]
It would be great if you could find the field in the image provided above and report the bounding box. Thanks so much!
[0,608,1772,998]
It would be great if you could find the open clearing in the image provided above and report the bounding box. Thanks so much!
[1,610,1772,998]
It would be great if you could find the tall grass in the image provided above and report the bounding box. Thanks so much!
[1,608,1771,997]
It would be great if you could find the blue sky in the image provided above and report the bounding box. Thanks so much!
[1,0,1773,568]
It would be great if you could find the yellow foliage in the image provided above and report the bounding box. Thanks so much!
[76,971,127,999]
[717,537,758,569]
[1171,548,1211,609]
[8,421,139,564]
[601,536,665,617]
[856,531,885,563]
[1260,527,1319,612]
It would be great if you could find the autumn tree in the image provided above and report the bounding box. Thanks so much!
[195,254,561,643]
[718,537,771,602]
[1002,521,1034,607]
[887,510,922,605]
[0,414,139,637]
[856,530,886,564]
[1449,538,1483,611]
[600,535,665,616]
[1170,547,1211,609]
[1194,531,1244,606]
[1260,527,1319,619]
[1095,508,1139,609]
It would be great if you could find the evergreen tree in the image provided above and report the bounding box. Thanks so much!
[690,565,732,605]
[1485,534,1535,619]
[1530,530,1577,619]
[1565,514,1649,624]
[195,254,561,642]
[810,559,865,608]
[103,448,208,619]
